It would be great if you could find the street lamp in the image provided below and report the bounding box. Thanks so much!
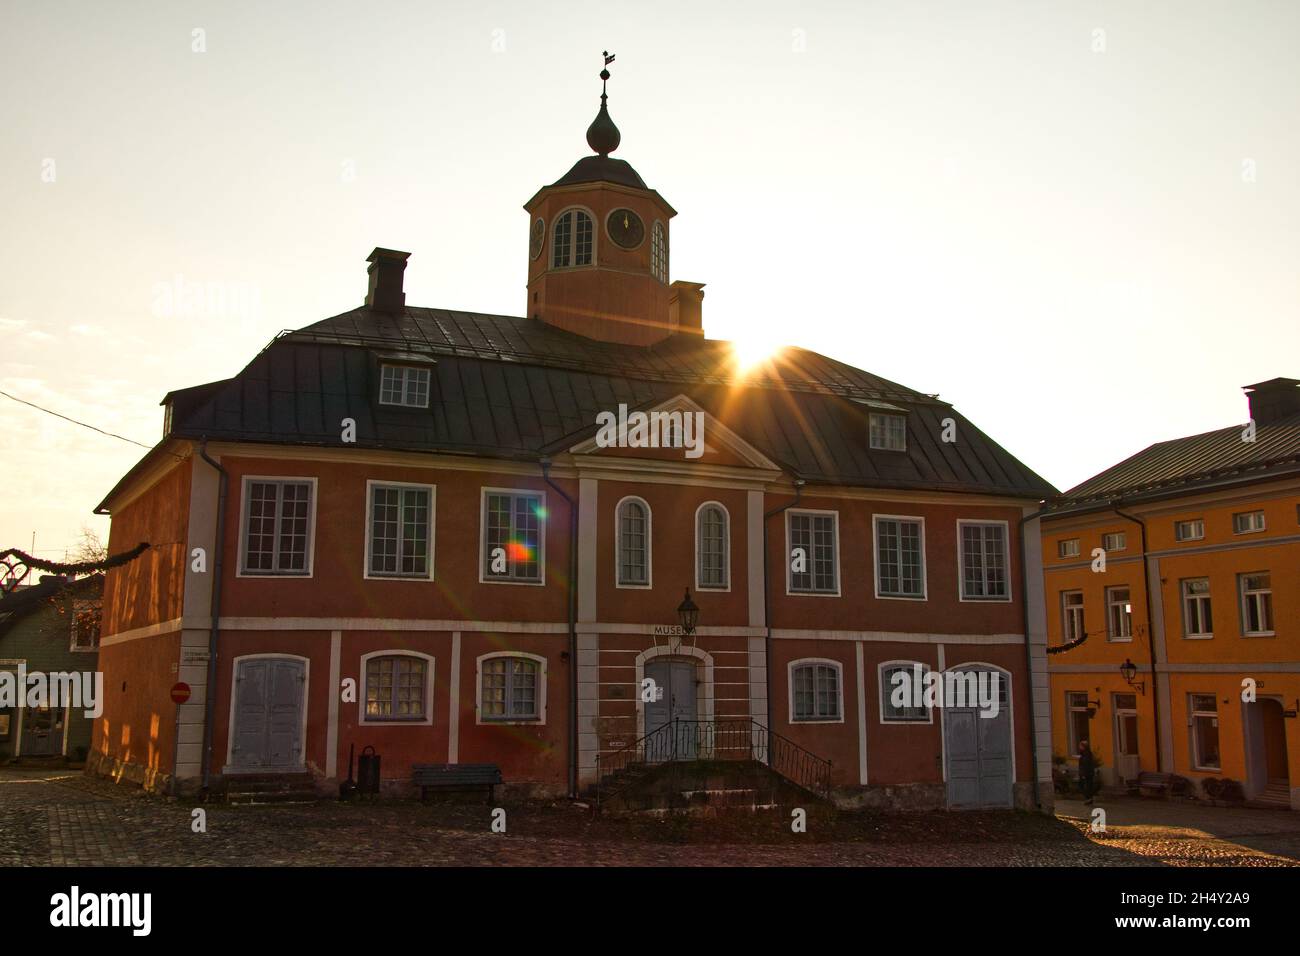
[676,587,699,636]
[1120,658,1145,695]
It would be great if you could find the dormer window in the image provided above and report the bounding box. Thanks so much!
[379,364,431,408]
[552,209,593,268]
[868,412,906,451]
[650,221,667,282]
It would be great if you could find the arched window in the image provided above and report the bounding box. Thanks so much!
[616,497,651,587]
[790,659,842,723]
[362,652,433,723]
[552,209,594,268]
[650,221,667,282]
[696,502,729,590]
[478,652,546,723]
[879,661,931,724]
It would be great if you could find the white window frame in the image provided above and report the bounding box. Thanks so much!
[1101,531,1127,552]
[1181,577,1213,639]
[478,487,546,586]
[788,658,844,724]
[694,501,731,592]
[1061,590,1085,643]
[1174,518,1205,542]
[475,651,547,725]
[614,495,652,589]
[1239,572,1274,636]
[1066,691,1091,757]
[363,480,435,581]
[1189,693,1221,771]
[1105,585,1133,642]
[873,514,928,601]
[868,412,907,451]
[1058,538,1080,559]
[551,206,596,270]
[378,363,432,409]
[68,599,101,652]
[878,660,933,725]
[358,650,435,726]
[650,220,668,283]
[237,476,318,578]
[785,509,841,596]
[1232,510,1266,534]
[956,519,1012,603]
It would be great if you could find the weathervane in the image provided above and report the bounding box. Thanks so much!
[601,50,615,97]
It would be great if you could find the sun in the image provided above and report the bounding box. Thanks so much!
[730,336,783,374]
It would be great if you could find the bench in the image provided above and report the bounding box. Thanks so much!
[413,763,503,803]
[1136,771,1191,798]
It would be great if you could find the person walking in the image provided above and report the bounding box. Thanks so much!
[1078,740,1098,805]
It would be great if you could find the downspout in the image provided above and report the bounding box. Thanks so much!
[197,440,228,795]
[541,458,578,799]
[1017,505,1052,809]
[762,477,804,758]
[1113,504,1163,774]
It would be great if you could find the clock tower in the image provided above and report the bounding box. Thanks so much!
[524,54,683,346]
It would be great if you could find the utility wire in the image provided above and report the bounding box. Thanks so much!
[0,388,155,451]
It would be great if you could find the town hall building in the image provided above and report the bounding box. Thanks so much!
[91,63,1058,811]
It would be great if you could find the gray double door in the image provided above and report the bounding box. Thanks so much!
[644,659,697,761]
[231,657,306,771]
[943,668,1013,808]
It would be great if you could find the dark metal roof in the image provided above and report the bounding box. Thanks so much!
[138,306,1055,502]
[551,155,646,190]
[1049,412,1300,513]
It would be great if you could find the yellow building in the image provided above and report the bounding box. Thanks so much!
[1042,378,1299,809]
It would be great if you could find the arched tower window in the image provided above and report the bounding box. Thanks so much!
[616,496,651,587]
[553,209,594,268]
[650,221,667,282]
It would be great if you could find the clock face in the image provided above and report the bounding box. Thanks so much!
[607,208,645,249]
[529,217,545,260]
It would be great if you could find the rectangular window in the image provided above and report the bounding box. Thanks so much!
[1239,572,1273,635]
[379,364,431,408]
[868,413,907,451]
[1102,531,1127,552]
[1190,694,1220,770]
[365,656,427,720]
[1181,578,1212,637]
[1174,518,1204,542]
[788,511,838,594]
[1067,692,1091,756]
[1061,591,1085,643]
[959,521,1008,600]
[481,657,539,720]
[1232,510,1266,534]
[241,479,313,575]
[875,516,925,598]
[70,600,101,652]
[792,663,841,721]
[482,491,543,583]
[368,484,432,578]
[1105,586,1132,641]
[1058,538,1080,558]
[880,663,929,723]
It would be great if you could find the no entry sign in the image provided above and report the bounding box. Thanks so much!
[170,682,191,704]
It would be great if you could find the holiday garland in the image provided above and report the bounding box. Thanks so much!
[0,541,150,588]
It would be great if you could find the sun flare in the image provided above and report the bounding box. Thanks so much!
[730,337,783,374]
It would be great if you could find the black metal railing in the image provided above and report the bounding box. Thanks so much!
[594,718,832,809]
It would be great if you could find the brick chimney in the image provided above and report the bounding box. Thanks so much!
[669,281,705,336]
[1244,378,1300,426]
[365,248,410,312]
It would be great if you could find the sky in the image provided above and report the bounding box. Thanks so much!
[2,0,1297,561]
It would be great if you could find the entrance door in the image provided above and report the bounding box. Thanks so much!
[643,659,697,760]
[1261,698,1289,784]
[230,657,305,770]
[20,704,65,756]
[1113,693,1140,784]
[944,668,1012,808]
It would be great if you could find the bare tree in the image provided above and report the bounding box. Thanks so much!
[70,525,108,566]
